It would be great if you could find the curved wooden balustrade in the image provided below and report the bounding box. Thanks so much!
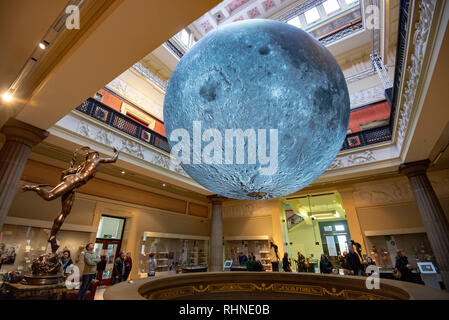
[104,272,449,300]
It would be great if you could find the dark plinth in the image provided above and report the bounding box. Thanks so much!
[23,273,64,285]
[4,281,67,300]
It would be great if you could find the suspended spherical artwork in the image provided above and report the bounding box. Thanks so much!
[164,19,349,200]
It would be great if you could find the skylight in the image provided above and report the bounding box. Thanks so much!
[323,0,341,15]
[180,29,190,47]
[287,16,301,28]
[304,7,320,24]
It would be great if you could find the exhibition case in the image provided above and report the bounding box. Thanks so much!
[223,236,274,271]
[0,224,90,274]
[139,232,209,276]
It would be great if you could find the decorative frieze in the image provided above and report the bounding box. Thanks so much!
[328,150,377,170]
[106,77,164,121]
[54,113,189,178]
[352,169,449,207]
[396,0,436,150]
[222,200,277,218]
[349,85,385,108]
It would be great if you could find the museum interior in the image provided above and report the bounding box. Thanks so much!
[0,0,449,301]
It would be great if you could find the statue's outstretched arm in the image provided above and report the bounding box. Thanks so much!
[100,147,119,163]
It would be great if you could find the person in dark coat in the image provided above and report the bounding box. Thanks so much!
[320,254,333,274]
[295,251,306,272]
[346,247,362,276]
[395,250,413,282]
[282,253,291,272]
[254,260,265,271]
[124,252,132,281]
[112,251,126,284]
[238,252,248,266]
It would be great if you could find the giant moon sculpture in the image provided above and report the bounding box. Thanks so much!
[164,19,350,200]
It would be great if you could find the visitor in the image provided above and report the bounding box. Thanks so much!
[346,247,362,276]
[395,250,413,282]
[60,249,73,275]
[254,260,265,271]
[296,251,306,272]
[148,253,157,277]
[319,254,333,274]
[238,252,248,266]
[363,257,376,276]
[282,253,291,272]
[124,252,133,281]
[112,251,126,284]
[96,255,106,283]
[246,254,255,271]
[77,243,101,300]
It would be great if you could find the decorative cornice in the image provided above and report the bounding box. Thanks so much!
[105,77,164,121]
[222,200,277,218]
[328,150,377,170]
[131,62,168,92]
[351,168,449,208]
[396,0,436,151]
[1,118,48,148]
[349,85,385,108]
[53,112,188,178]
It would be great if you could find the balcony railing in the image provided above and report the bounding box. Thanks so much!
[76,98,171,153]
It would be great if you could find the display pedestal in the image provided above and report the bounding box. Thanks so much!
[4,282,67,300]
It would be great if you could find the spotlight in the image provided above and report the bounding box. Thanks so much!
[121,170,125,174]
[162,183,166,187]
[2,92,13,102]
[39,42,46,50]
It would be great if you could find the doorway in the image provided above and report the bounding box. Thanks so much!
[284,192,351,272]
[94,215,126,285]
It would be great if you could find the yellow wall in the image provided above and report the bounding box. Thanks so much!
[287,219,322,260]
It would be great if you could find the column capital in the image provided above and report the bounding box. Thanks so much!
[399,159,430,178]
[207,194,227,204]
[1,118,48,148]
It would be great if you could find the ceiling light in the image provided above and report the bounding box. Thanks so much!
[39,42,46,50]
[2,92,13,102]
[121,170,125,174]
[162,183,166,187]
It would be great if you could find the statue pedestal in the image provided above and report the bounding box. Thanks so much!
[23,273,63,285]
[4,281,67,300]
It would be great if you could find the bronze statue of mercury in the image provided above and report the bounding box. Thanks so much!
[23,146,119,254]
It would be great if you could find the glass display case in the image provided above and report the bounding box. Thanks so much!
[138,232,209,277]
[0,224,90,274]
[224,236,273,271]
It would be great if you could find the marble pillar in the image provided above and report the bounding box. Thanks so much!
[208,195,226,272]
[399,160,449,291]
[0,118,48,230]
